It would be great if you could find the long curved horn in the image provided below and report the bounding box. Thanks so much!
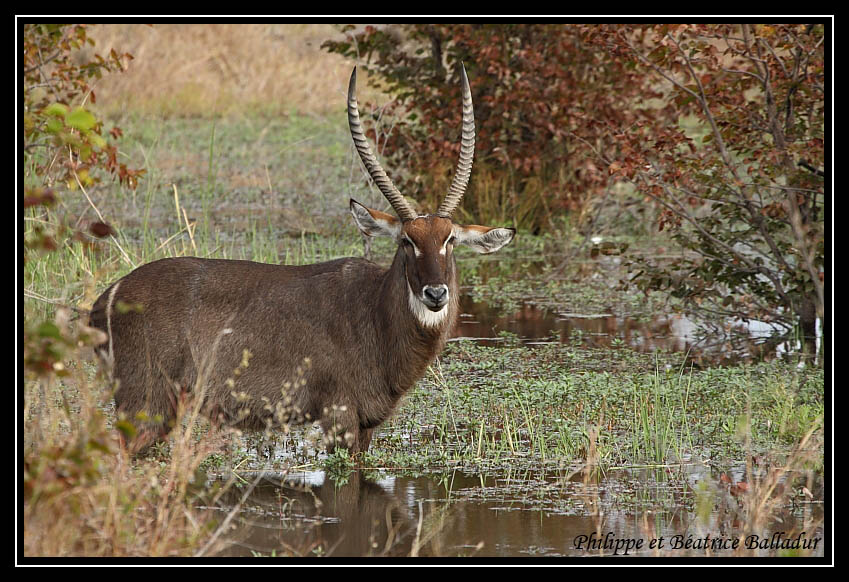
[347,67,417,222]
[436,63,475,219]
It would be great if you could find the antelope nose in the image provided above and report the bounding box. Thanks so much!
[423,285,448,308]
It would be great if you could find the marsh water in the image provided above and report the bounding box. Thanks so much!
[453,293,802,368]
[455,293,701,355]
[214,466,823,558]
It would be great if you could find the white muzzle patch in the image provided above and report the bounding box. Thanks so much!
[407,282,450,328]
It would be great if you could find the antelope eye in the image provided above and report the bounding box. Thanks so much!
[402,237,413,247]
[447,236,456,245]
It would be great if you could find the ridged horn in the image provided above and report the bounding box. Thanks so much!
[347,67,417,222]
[436,63,475,219]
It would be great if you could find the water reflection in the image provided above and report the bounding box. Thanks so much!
[452,295,804,366]
[214,465,823,558]
[215,471,418,557]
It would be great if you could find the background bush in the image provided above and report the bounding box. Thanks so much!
[323,23,825,357]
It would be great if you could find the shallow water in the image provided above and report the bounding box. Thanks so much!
[214,466,824,558]
[452,294,801,367]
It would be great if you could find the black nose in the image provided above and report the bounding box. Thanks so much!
[423,286,448,305]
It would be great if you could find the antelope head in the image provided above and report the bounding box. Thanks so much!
[347,65,515,327]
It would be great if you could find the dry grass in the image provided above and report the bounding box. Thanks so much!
[22,308,235,557]
[85,23,380,118]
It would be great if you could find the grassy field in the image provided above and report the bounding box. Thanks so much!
[22,24,826,559]
[85,24,371,118]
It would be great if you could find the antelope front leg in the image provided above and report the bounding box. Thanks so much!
[320,408,375,460]
[320,406,357,454]
[357,427,374,454]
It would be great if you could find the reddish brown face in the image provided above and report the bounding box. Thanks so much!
[400,216,456,311]
[349,199,515,327]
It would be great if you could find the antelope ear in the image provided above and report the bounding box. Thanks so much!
[454,224,516,254]
[350,199,402,239]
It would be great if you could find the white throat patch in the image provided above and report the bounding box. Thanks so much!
[407,282,450,328]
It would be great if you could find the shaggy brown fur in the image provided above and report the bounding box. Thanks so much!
[89,231,461,455]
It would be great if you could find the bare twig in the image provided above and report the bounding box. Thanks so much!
[70,148,135,269]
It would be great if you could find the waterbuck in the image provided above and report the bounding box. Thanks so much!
[89,65,515,456]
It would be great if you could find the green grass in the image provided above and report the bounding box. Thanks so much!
[24,113,370,317]
[365,341,823,474]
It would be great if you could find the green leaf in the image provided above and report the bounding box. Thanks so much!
[43,102,68,117]
[45,117,63,134]
[37,321,63,340]
[115,420,137,439]
[65,107,97,131]
[89,133,106,148]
